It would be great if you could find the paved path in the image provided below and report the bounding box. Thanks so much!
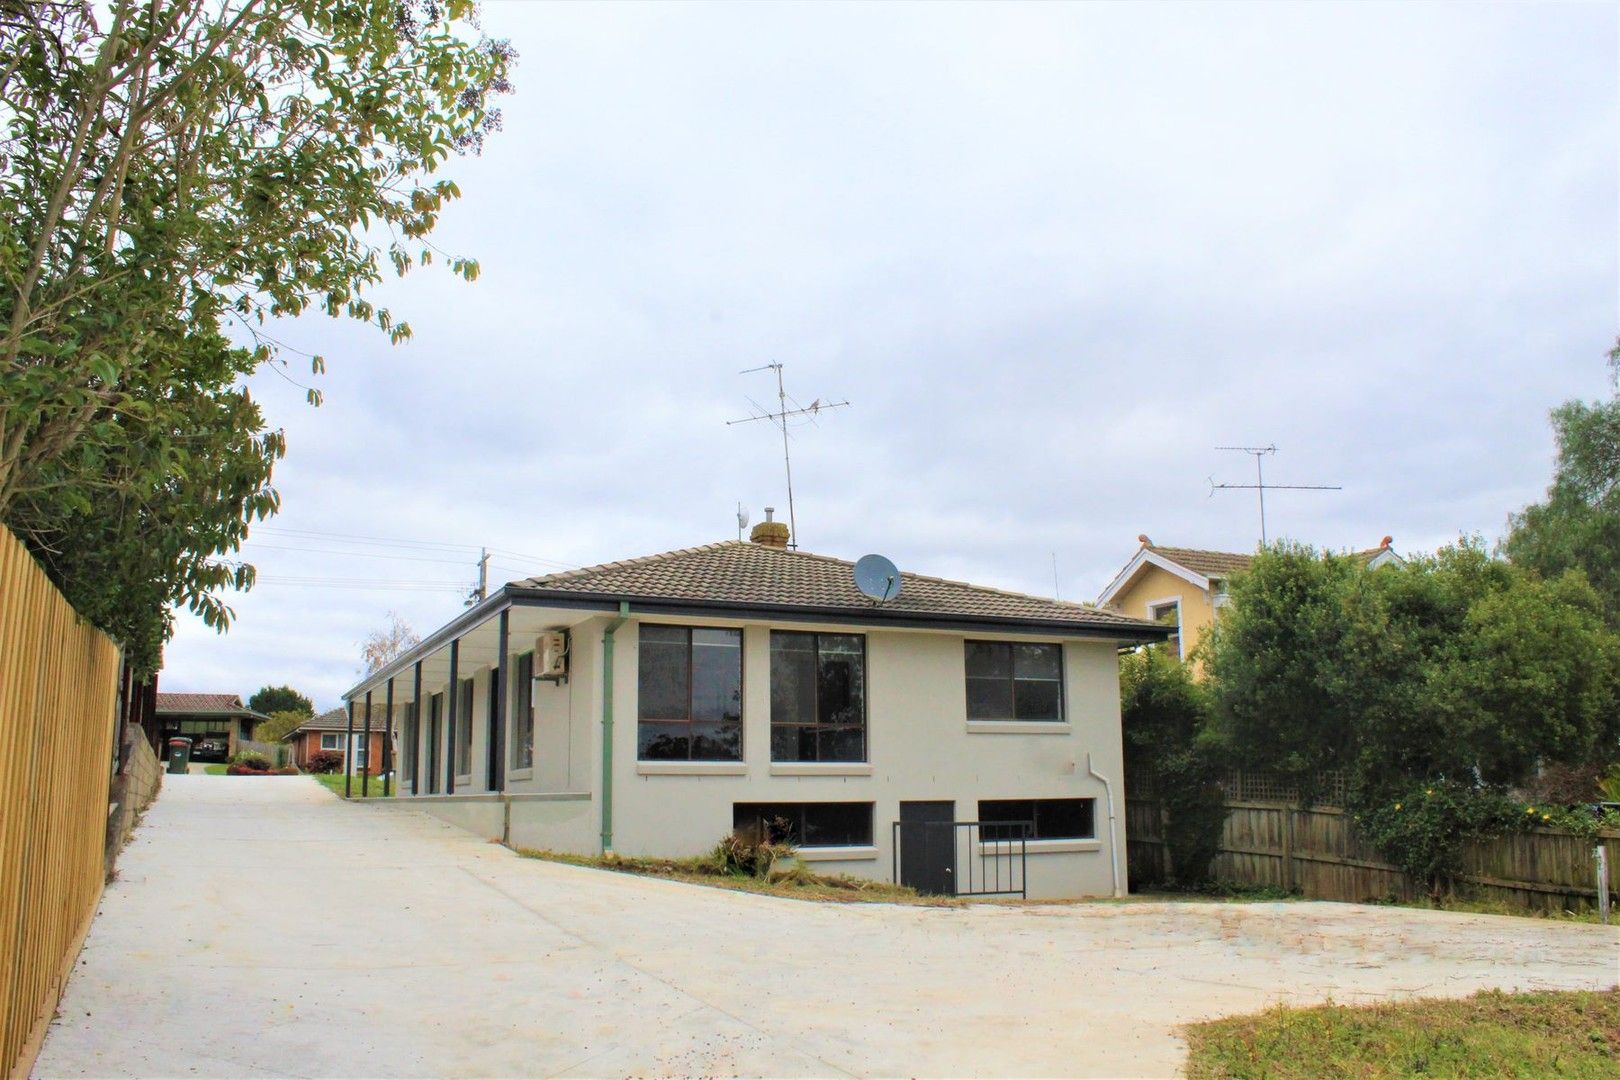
[35,776,1620,1078]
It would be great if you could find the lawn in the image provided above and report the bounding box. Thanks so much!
[311,773,393,798]
[201,763,228,775]
[1184,988,1620,1079]
[518,848,934,904]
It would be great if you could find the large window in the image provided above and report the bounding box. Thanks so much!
[455,677,474,776]
[770,632,866,762]
[637,625,743,761]
[964,641,1064,722]
[732,802,874,847]
[319,732,343,751]
[510,652,535,771]
[978,798,1095,841]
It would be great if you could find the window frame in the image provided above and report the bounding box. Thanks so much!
[510,651,535,772]
[319,732,344,751]
[636,624,745,762]
[732,801,875,848]
[963,640,1066,723]
[977,798,1096,841]
[1147,598,1184,660]
[769,630,868,763]
[455,676,474,777]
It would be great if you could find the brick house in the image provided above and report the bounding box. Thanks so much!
[153,692,270,762]
[283,708,390,775]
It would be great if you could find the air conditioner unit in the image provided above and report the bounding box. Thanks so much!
[537,630,569,679]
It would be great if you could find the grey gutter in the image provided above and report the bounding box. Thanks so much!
[503,586,1171,642]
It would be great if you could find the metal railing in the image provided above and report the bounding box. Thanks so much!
[892,819,1031,898]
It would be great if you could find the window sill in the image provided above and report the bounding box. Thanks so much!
[768,762,873,777]
[965,721,1072,735]
[507,768,533,781]
[794,845,879,863]
[635,761,747,776]
[454,774,472,789]
[978,838,1101,855]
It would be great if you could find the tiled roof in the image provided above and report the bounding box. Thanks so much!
[1145,545,1254,579]
[512,541,1162,634]
[154,693,266,718]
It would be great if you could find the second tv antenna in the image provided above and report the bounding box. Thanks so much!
[1211,444,1341,545]
[727,363,849,549]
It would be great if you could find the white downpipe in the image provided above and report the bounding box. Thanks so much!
[1087,753,1125,898]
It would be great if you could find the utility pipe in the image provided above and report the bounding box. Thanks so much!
[599,601,631,853]
[1087,752,1124,898]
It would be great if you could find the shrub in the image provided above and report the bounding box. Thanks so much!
[711,819,796,879]
[227,761,270,776]
[1352,780,1524,897]
[305,750,343,774]
[231,751,271,770]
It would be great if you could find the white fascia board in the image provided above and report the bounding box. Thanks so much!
[1095,549,1211,607]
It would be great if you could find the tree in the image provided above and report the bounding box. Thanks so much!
[248,684,312,717]
[361,611,419,674]
[1120,645,1224,886]
[1503,341,1620,625]
[0,0,514,673]
[253,708,309,744]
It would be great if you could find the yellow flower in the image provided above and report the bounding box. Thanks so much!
[1425,789,1433,796]
[1526,807,1536,815]
[1394,802,1402,811]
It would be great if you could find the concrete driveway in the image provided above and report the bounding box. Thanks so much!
[35,776,1619,1079]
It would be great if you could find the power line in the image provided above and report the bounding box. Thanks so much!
[238,542,476,566]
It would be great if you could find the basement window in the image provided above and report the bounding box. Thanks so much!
[978,798,1095,841]
[732,802,874,847]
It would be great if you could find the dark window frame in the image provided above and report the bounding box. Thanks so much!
[964,640,1066,722]
[510,651,535,771]
[769,631,868,763]
[977,798,1095,841]
[732,802,875,848]
[636,624,744,762]
[455,676,474,777]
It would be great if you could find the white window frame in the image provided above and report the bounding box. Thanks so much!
[1146,596,1184,661]
[319,732,344,751]
[352,733,369,768]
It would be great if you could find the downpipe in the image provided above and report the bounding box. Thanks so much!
[1087,753,1125,898]
[599,601,631,853]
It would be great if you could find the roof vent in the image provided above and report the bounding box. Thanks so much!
[750,506,790,549]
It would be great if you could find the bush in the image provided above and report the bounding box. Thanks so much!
[1352,780,1524,897]
[305,750,343,774]
[231,751,271,770]
[226,761,270,776]
[711,819,796,879]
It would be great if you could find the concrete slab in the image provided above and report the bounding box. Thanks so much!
[34,775,1620,1078]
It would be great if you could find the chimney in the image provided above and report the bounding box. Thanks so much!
[1138,534,1152,547]
[1379,535,1393,549]
[749,506,790,549]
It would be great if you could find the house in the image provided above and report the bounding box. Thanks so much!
[283,708,390,775]
[340,525,1168,900]
[1095,535,1403,664]
[153,693,270,762]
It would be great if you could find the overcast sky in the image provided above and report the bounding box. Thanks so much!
[161,2,1619,710]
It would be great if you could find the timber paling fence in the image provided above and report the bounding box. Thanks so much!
[0,525,122,1078]
[1128,770,1620,914]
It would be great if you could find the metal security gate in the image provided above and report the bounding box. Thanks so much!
[893,816,1031,898]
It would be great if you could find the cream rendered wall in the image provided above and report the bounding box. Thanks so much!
[505,615,598,795]
[600,617,1128,900]
[1112,564,1217,667]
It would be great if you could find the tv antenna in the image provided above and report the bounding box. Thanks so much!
[726,363,849,549]
[1210,444,1341,545]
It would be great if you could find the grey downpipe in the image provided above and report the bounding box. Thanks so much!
[599,601,631,852]
[1087,753,1125,898]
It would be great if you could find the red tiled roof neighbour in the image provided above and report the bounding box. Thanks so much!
[513,541,1159,633]
[1143,545,1254,579]
[154,693,266,718]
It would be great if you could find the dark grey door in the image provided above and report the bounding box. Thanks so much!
[898,801,955,895]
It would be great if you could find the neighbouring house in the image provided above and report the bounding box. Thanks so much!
[153,692,270,762]
[1095,534,1403,665]
[283,708,391,775]
[340,525,1168,900]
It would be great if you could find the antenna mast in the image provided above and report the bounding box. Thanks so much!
[727,363,849,549]
[1210,444,1341,545]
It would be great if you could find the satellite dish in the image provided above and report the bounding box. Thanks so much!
[853,554,902,602]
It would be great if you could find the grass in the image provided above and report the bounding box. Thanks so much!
[517,848,937,904]
[1375,893,1609,926]
[311,773,393,798]
[1142,881,1609,923]
[201,763,228,775]
[1184,988,1620,1079]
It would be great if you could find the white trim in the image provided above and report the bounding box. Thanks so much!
[507,768,533,781]
[1366,548,1404,569]
[768,762,874,776]
[965,721,1072,735]
[978,838,1102,855]
[1144,595,1184,661]
[794,845,879,862]
[635,761,748,776]
[1095,548,1211,607]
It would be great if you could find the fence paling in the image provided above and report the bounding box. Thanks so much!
[1127,781,1620,913]
[0,526,121,1079]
